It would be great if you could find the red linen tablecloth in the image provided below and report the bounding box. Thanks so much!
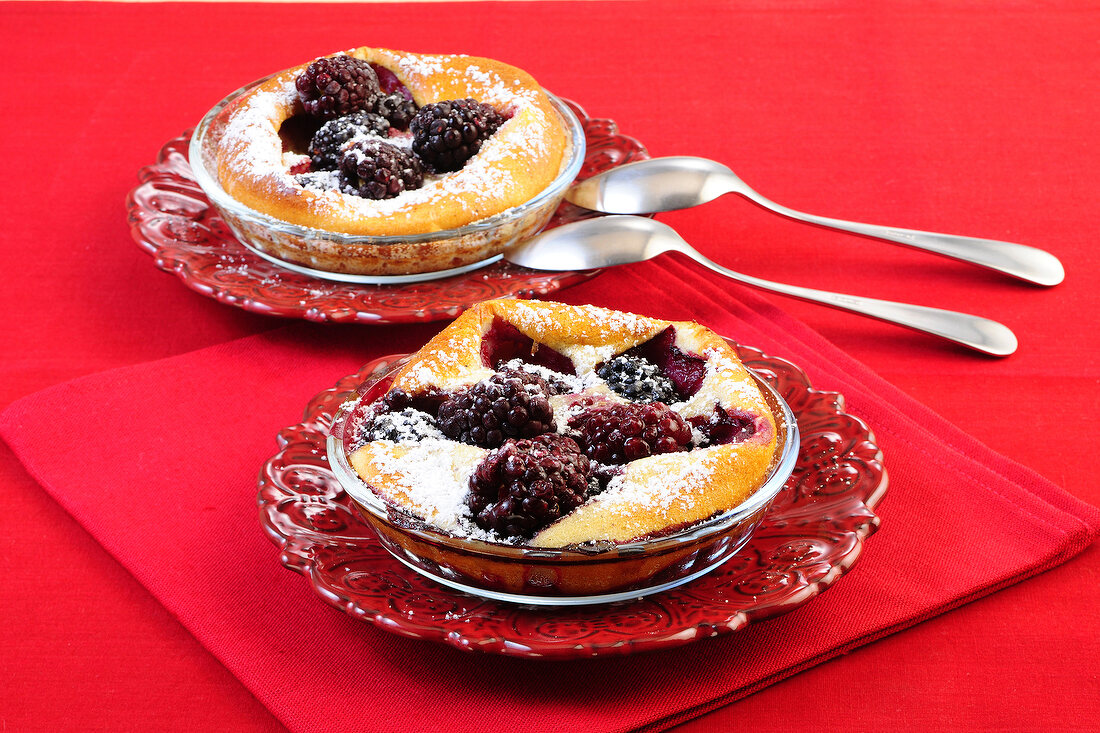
[3,1,1099,731]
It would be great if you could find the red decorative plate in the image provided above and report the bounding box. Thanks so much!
[258,343,887,659]
[127,100,648,324]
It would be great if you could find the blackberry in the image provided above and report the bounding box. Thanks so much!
[378,387,445,416]
[410,98,506,173]
[382,388,414,411]
[338,139,424,200]
[468,434,590,538]
[568,401,692,464]
[309,111,391,169]
[596,354,679,403]
[497,359,576,396]
[362,407,443,443]
[373,92,418,131]
[294,170,341,193]
[437,370,556,448]
[295,55,381,118]
[590,463,624,495]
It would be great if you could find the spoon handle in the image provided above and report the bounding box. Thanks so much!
[681,249,1018,356]
[731,184,1064,286]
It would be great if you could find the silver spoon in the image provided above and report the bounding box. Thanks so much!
[506,216,1018,357]
[566,156,1064,287]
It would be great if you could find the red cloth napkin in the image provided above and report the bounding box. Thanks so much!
[2,262,1096,733]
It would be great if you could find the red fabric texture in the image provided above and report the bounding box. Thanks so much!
[3,265,1097,733]
[3,1,1100,730]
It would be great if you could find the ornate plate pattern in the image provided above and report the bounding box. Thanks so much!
[258,344,887,659]
[127,100,648,324]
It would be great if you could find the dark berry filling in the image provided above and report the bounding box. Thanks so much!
[468,434,590,538]
[287,158,312,176]
[568,400,692,464]
[381,387,445,416]
[596,354,678,403]
[480,318,576,376]
[500,359,574,396]
[354,318,763,542]
[410,98,507,173]
[362,407,443,443]
[437,369,556,448]
[691,407,758,447]
[278,114,324,156]
[287,61,517,191]
[370,64,413,97]
[624,327,707,399]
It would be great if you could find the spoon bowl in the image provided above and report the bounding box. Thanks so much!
[506,215,1018,357]
[566,156,1064,286]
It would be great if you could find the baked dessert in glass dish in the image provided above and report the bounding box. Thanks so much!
[188,47,584,282]
[327,299,799,604]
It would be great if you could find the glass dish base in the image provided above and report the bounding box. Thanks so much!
[393,547,743,606]
[239,239,503,285]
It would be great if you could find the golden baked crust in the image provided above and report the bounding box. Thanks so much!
[529,440,775,546]
[215,47,569,237]
[349,299,780,547]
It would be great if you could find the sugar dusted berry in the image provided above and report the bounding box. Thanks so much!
[437,369,556,448]
[309,111,391,169]
[597,354,679,403]
[373,92,418,131]
[498,359,577,397]
[468,434,590,538]
[624,327,707,399]
[296,55,381,118]
[410,98,506,173]
[569,401,693,464]
[362,407,443,443]
[338,139,424,200]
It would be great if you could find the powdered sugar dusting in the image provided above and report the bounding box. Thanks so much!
[363,439,495,538]
[506,301,657,340]
[393,53,454,82]
[397,330,490,392]
[573,304,655,337]
[221,77,300,178]
[505,300,559,333]
[463,65,543,111]
[597,449,724,518]
[296,170,341,192]
[501,358,594,395]
[673,347,765,420]
[511,302,661,374]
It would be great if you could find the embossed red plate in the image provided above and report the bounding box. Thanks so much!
[258,344,887,658]
[127,100,647,324]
